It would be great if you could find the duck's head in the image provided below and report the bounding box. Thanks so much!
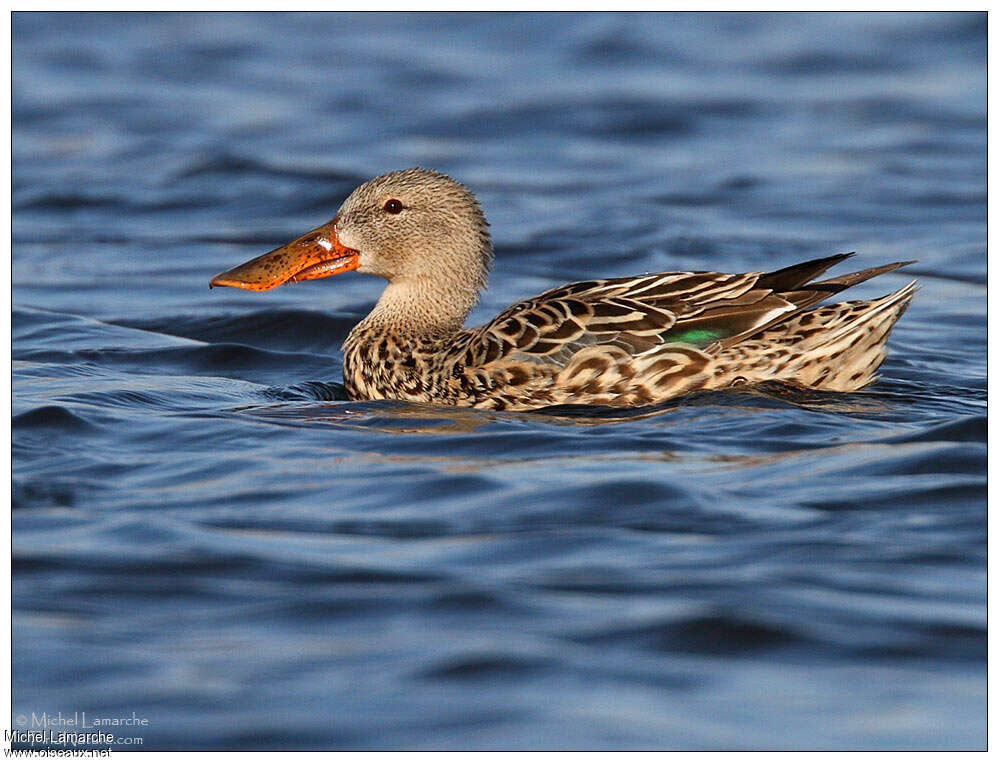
[210,168,493,303]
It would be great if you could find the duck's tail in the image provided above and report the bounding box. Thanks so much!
[713,280,918,392]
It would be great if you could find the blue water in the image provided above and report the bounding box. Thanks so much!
[12,12,986,750]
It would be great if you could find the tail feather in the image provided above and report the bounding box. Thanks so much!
[780,282,917,390]
[727,258,918,347]
[713,281,917,392]
[778,260,918,312]
[755,252,855,292]
[808,260,918,292]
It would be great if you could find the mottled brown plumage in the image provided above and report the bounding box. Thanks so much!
[211,168,917,411]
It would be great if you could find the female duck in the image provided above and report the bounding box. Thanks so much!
[210,168,916,411]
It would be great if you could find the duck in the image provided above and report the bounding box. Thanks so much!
[210,168,917,412]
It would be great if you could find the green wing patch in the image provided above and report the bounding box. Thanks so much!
[662,327,728,347]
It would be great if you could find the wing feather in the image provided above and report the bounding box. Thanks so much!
[456,255,910,371]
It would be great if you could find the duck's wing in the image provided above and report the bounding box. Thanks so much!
[458,253,913,368]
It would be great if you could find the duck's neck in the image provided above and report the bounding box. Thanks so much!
[352,276,479,343]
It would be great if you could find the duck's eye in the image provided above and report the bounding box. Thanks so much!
[383,199,403,214]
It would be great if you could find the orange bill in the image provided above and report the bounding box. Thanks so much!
[209,218,359,291]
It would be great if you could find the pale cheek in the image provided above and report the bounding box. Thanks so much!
[334,223,364,253]
[354,249,388,277]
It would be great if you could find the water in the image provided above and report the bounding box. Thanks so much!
[12,12,986,750]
